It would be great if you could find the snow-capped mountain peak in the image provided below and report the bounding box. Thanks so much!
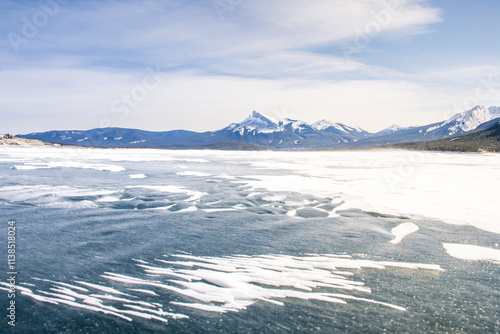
[226,111,316,135]
[226,111,282,134]
[249,111,281,124]
[442,105,500,134]
[376,124,406,136]
[373,105,500,141]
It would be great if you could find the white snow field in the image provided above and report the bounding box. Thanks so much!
[2,146,499,234]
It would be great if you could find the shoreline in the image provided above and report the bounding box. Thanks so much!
[2,136,499,154]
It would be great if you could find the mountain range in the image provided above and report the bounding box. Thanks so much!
[18,105,500,151]
[392,117,500,153]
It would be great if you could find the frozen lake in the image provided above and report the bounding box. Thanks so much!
[0,146,499,333]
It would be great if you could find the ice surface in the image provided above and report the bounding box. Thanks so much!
[2,147,499,234]
[2,144,497,331]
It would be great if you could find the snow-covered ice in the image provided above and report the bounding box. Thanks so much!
[443,243,500,263]
[390,223,420,244]
[129,173,147,179]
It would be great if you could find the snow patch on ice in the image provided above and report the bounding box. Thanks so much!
[390,223,419,244]
[177,206,198,212]
[0,252,443,324]
[129,174,146,179]
[443,243,500,263]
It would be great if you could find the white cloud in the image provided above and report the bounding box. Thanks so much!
[242,0,441,45]
[1,0,442,70]
[1,65,464,134]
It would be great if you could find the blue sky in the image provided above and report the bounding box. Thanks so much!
[1,0,499,134]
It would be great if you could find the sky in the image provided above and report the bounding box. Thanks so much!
[1,0,499,134]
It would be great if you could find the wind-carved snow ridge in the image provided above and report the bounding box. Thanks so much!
[0,280,188,324]
[2,254,442,324]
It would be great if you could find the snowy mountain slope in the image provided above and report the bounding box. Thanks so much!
[354,106,500,147]
[394,118,500,152]
[440,106,500,134]
[19,112,370,149]
[20,128,198,147]
[312,120,371,139]
[226,111,320,135]
[401,105,500,138]
[219,112,367,148]
[375,124,413,136]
